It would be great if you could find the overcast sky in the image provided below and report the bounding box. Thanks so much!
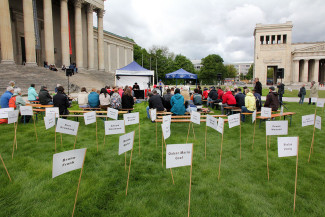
[101,0,325,63]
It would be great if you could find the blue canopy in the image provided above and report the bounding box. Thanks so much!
[165,68,197,79]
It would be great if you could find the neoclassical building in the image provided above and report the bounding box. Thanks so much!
[254,21,325,85]
[0,0,134,72]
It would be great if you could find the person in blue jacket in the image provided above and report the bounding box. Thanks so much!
[0,86,14,108]
[170,88,186,115]
[88,88,100,108]
[28,84,39,102]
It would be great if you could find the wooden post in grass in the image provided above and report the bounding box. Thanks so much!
[240,121,242,160]
[252,119,256,150]
[125,135,135,196]
[0,154,12,182]
[32,115,38,142]
[293,137,299,212]
[218,122,224,180]
[266,135,269,181]
[204,125,207,160]
[15,121,18,150]
[187,143,194,217]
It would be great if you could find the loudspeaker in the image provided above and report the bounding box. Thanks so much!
[217,73,222,80]
[66,69,74,77]
[277,68,284,79]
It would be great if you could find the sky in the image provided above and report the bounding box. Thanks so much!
[100,0,325,63]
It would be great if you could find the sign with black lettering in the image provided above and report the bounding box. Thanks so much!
[163,115,171,126]
[228,113,240,128]
[266,121,288,136]
[44,114,55,130]
[302,114,315,127]
[46,107,59,118]
[261,107,272,118]
[315,115,321,130]
[190,111,200,125]
[84,111,96,125]
[107,108,118,120]
[105,120,125,135]
[161,122,171,140]
[316,100,324,108]
[123,112,139,126]
[150,109,157,122]
[55,118,79,136]
[20,106,33,116]
[278,137,298,157]
[7,110,19,124]
[206,115,218,130]
[118,131,135,155]
[217,117,224,134]
[0,108,14,118]
[166,143,193,169]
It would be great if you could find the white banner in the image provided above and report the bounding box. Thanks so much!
[316,100,324,108]
[20,106,33,116]
[150,109,157,122]
[166,143,193,169]
[278,137,298,157]
[228,113,240,128]
[105,120,125,135]
[266,121,288,136]
[84,111,96,125]
[46,107,59,118]
[7,110,19,124]
[107,108,118,120]
[206,115,218,131]
[252,110,256,123]
[261,107,272,118]
[161,122,171,140]
[311,97,317,103]
[163,115,171,125]
[280,106,284,116]
[44,114,56,130]
[315,116,321,130]
[302,114,315,127]
[52,148,87,178]
[55,118,79,136]
[217,118,224,134]
[123,112,139,126]
[190,111,201,125]
[118,131,135,155]
[0,108,14,118]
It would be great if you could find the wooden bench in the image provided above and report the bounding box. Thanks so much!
[223,106,240,115]
[256,112,296,128]
[81,107,101,111]
[155,119,228,123]
[60,114,119,121]
[157,115,227,119]
[120,108,134,113]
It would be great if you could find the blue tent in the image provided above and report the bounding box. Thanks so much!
[165,68,197,86]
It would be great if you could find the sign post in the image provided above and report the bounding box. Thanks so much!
[0,154,12,182]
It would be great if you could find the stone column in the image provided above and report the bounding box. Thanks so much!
[0,0,14,64]
[61,0,70,67]
[302,59,309,82]
[74,0,83,69]
[313,59,320,83]
[23,0,37,66]
[124,48,128,65]
[116,45,120,69]
[87,4,94,70]
[43,0,55,65]
[97,9,105,71]
[293,60,300,83]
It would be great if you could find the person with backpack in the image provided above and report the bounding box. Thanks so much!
[0,86,14,108]
[110,87,122,109]
[191,88,202,105]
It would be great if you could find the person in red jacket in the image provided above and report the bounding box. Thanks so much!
[220,87,236,115]
[202,87,209,100]
[217,87,224,100]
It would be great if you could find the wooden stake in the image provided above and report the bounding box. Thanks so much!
[139,122,141,155]
[293,137,299,212]
[186,122,191,144]
[0,154,12,182]
[15,120,18,150]
[164,138,175,185]
[96,120,98,152]
[266,135,269,181]
[204,125,207,160]
[218,122,224,180]
[252,119,256,150]
[156,121,158,148]
[33,115,38,142]
[73,132,78,149]
[125,136,135,196]
[187,143,194,217]
[240,121,242,160]
[72,149,87,217]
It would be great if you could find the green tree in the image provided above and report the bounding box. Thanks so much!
[267,68,274,78]
[173,54,195,73]
[199,54,226,84]
[246,64,254,80]
[225,64,237,78]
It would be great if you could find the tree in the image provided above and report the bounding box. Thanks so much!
[199,54,226,84]
[225,64,237,78]
[246,64,254,80]
[173,54,195,73]
[267,68,274,78]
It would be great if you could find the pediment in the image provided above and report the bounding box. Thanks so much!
[293,43,325,53]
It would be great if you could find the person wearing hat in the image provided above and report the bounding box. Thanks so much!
[133,82,140,90]
[264,86,279,111]
[38,86,53,105]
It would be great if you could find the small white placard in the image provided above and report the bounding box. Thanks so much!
[161,122,171,140]
[118,131,135,155]
[261,107,272,118]
[217,117,224,134]
[190,111,201,125]
[105,120,125,135]
[163,115,171,125]
[46,107,59,118]
[7,110,19,124]
[84,111,96,125]
[20,106,33,116]
[252,110,256,123]
[228,113,240,128]
[288,88,292,92]
[44,114,56,130]
[302,114,315,127]
[150,109,157,122]
[107,108,118,120]
[280,106,284,116]
[123,112,139,126]
[206,115,218,131]
[55,118,79,136]
[278,137,298,157]
[316,100,324,108]
[52,148,86,178]
[311,97,317,103]
[315,116,321,130]
[266,121,288,136]
[0,108,14,118]
[166,143,193,169]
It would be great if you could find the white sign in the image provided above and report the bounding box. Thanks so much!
[228,113,240,128]
[288,88,292,92]
[166,143,193,169]
[315,116,321,130]
[7,110,19,124]
[150,109,157,122]
[105,120,125,135]
[316,100,324,108]
[190,111,201,125]
[20,106,33,116]
[261,107,272,118]
[217,117,224,134]
[0,108,14,118]
[278,137,298,157]
[123,112,139,126]
[55,118,79,136]
[118,131,135,155]
[280,106,284,116]
[107,108,118,120]
[46,107,59,118]
[302,114,315,127]
[161,122,171,140]
[44,114,56,130]
[84,111,96,125]
[311,97,317,103]
[206,115,218,131]
[163,115,172,125]
[266,121,288,136]
[252,110,257,123]
[52,148,87,178]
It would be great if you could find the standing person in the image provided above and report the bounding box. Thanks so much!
[77,87,89,108]
[88,88,100,108]
[254,77,262,96]
[241,89,256,122]
[264,86,279,111]
[277,82,285,104]
[0,87,14,108]
[163,89,173,112]
[99,88,111,110]
[170,88,186,115]
[298,84,306,105]
[53,86,70,116]
[38,86,53,105]
[147,89,165,118]
[308,81,318,105]
[111,87,122,109]
[28,84,39,102]
[133,82,140,90]
[122,88,134,111]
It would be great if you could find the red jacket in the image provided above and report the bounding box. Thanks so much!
[203,90,209,99]
[222,91,236,105]
[217,89,224,99]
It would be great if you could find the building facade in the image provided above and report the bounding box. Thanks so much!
[0,0,134,72]
[233,62,253,76]
[254,21,325,85]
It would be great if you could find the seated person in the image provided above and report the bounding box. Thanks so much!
[190,88,202,105]
[78,87,89,108]
[253,89,262,111]
[38,86,53,105]
[264,86,280,111]
[111,87,122,109]
[0,86,14,108]
[220,87,236,115]
[171,88,186,115]
[241,89,256,122]
[163,89,173,112]
[28,84,39,102]
[88,88,100,108]
[235,88,245,108]
[99,88,111,110]
[53,86,70,116]
[122,88,134,111]
[207,87,218,108]
[147,89,165,119]
[133,82,140,90]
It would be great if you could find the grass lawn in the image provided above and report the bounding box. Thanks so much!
[1,102,325,216]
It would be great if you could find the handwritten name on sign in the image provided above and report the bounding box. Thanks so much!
[0,108,14,118]
[278,137,298,157]
[44,114,56,130]
[315,116,321,130]
[316,100,324,108]
[166,143,193,169]
[105,120,125,135]
[217,118,224,134]
[150,109,157,122]
[20,106,33,116]
[123,112,139,126]
[118,131,135,155]
[46,107,59,118]
[206,115,218,131]
[266,121,288,135]
[228,113,240,128]
[55,118,79,136]
[107,108,118,120]
[261,107,272,118]
[252,110,257,123]
[84,111,96,125]
[163,115,171,125]
[7,110,19,124]
[302,114,315,127]
[52,148,87,178]
[161,122,171,140]
[190,111,201,125]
